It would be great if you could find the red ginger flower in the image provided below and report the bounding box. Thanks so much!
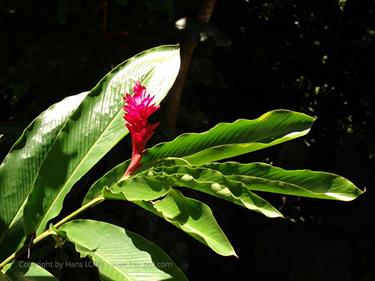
[123,81,159,176]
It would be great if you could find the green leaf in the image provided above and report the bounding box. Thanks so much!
[142,110,316,165]
[58,219,187,281]
[22,45,180,238]
[83,158,281,218]
[137,165,283,218]
[201,162,364,201]
[82,158,188,205]
[0,91,88,259]
[2,261,57,281]
[135,189,237,257]
[102,173,175,201]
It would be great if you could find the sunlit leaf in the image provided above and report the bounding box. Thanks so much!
[136,189,237,256]
[142,110,316,165]
[58,219,187,281]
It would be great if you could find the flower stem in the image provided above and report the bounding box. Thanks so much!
[0,195,105,270]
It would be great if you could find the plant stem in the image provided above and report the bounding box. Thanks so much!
[54,195,104,229]
[0,195,104,270]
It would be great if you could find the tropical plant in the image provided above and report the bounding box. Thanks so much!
[0,45,363,280]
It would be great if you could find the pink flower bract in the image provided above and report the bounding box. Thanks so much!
[123,81,159,176]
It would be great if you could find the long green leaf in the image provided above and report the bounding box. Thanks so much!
[83,158,189,205]
[102,173,175,201]
[2,261,57,281]
[84,159,281,218]
[22,45,180,238]
[142,110,316,165]
[84,159,282,218]
[0,91,88,259]
[137,165,283,218]
[200,162,364,201]
[88,159,189,203]
[135,189,237,257]
[58,219,187,281]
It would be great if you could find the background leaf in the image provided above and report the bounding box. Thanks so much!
[2,261,57,281]
[135,189,237,257]
[23,45,180,237]
[142,110,316,165]
[58,219,187,281]
[0,91,88,259]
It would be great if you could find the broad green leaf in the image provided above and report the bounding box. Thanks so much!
[137,165,282,218]
[102,173,175,201]
[135,189,237,257]
[84,159,236,256]
[2,261,57,281]
[58,219,187,281]
[83,159,281,218]
[142,110,316,165]
[82,158,190,205]
[0,91,88,259]
[200,162,364,201]
[22,45,180,238]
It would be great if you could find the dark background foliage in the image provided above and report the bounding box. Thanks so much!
[1,0,374,280]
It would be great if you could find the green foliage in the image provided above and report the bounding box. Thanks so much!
[57,219,187,281]
[102,174,174,201]
[0,45,363,280]
[200,162,364,201]
[142,110,316,165]
[135,189,236,257]
[0,45,180,260]
[0,91,88,259]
